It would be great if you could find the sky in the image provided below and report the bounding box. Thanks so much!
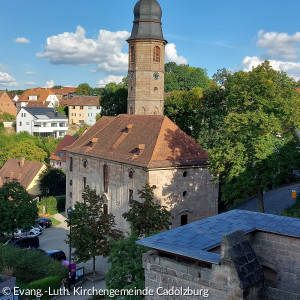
[1,0,300,90]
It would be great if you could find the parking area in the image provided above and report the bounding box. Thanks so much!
[39,213,110,276]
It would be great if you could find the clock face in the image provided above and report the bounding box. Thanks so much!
[153,72,159,80]
[129,72,135,80]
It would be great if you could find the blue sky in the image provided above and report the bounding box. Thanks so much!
[1,0,300,90]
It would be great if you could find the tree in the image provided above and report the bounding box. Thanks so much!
[66,186,116,275]
[56,105,68,117]
[100,82,127,116]
[212,68,232,86]
[106,232,149,300]
[164,62,210,92]
[0,182,38,237]
[164,88,203,139]
[123,183,171,236]
[75,83,92,95]
[39,168,66,196]
[207,61,300,211]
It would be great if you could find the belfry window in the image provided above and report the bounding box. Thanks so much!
[153,46,160,62]
[130,46,135,63]
[103,164,109,193]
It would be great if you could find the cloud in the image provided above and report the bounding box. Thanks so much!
[15,37,30,44]
[257,30,300,60]
[37,26,130,73]
[241,56,300,81]
[44,80,54,88]
[0,72,17,86]
[97,75,124,87]
[25,71,37,75]
[165,43,188,64]
[25,81,37,86]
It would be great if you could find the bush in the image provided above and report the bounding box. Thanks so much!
[28,276,62,300]
[37,196,58,215]
[0,245,67,283]
[56,196,66,213]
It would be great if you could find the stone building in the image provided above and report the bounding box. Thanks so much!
[138,210,300,300]
[65,0,218,232]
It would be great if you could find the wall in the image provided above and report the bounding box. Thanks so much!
[0,92,17,116]
[16,108,34,134]
[27,164,46,196]
[148,167,218,227]
[69,106,85,125]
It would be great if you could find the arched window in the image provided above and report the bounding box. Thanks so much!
[153,46,160,62]
[130,46,135,63]
[103,204,108,215]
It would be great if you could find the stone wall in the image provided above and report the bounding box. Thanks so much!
[66,153,218,232]
[143,231,264,300]
[250,231,300,294]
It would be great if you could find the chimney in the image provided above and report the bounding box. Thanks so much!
[20,157,25,168]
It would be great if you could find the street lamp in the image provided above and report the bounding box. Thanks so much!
[67,207,73,291]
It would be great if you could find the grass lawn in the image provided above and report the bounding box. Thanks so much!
[281,195,300,218]
[50,217,61,226]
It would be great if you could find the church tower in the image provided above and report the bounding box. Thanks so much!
[127,0,167,116]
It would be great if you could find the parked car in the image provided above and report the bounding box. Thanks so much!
[5,236,39,249]
[23,226,43,236]
[3,229,24,238]
[35,218,52,228]
[46,250,66,261]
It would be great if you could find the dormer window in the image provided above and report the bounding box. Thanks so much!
[87,138,98,147]
[125,124,133,133]
[135,144,145,155]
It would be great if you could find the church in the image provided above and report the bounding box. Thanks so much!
[65,0,218,232]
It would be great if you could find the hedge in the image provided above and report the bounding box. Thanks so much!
[28,276,62,300]
[56,195,66,213]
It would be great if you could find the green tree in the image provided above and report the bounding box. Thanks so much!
[164,62,209,92]
[164,87,203,139]
[66,186,116,275]
[212,68,232,86]
[123,183,171,237]
[0,112,16,121]
[56,105,68,117]
[0,182,38,237]
[100,82,127,116]
[207,61,300,211]
[39,168,66,196]
[106,233,149,300]
[75,83,92,95]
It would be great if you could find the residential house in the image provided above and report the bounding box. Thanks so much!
[0,157,46,197]
[139,210,300,300]
[66,95,101,126]
[16,107,68,138]
[16,88,60,111]
[64,0,218,233]
[51,86,76,100]
[0,91,17,116]
[50,135,78,170]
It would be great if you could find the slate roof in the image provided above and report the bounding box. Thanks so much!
[128,0,165,41]
[0,158,44,189]
[137,209,300,264]
[50,135,78,162]
[65,114,208,168]
[22,107,67,120]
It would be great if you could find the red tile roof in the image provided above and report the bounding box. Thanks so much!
[62,95,100,106]
[0,158,44,189]
[50,135,78,162]
[51,87,76,95]
[17,88,55,103]
[26,101,52,108]
[65,115,208,168]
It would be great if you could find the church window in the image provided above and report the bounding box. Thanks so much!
[69,192,72,198]
[103,164,109,193]
[129,106,134,114]
[130,46,135,63]
[129,189,133,203]
[70,180,73,186]
[83,177,87,189]
[70,157,73,172]
[153,46,160,62]
[183,171,188,177]
[154,87,158,91]
[103,204,108,215]
[181,214,188,226]
[129,170,133,179]
[183,191,187,197]
[83,159,87,168]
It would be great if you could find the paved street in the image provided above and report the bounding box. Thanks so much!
[237,183,300,214]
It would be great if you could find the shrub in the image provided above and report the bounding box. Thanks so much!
[37,196,58,215]
[0,245,67,283]
[56,196,66,213]
[28,276,62,300]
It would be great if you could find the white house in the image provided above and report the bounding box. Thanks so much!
[16,107,68,138]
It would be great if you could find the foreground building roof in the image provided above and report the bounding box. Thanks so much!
[61,95,100,106]
[65,114,208,168]
[137,209,300,264]
[50,135,77,162]
[0,158,44,189]
[21,107,67,120]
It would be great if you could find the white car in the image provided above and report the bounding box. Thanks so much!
[23,226,43,236]
[3,229,24,238]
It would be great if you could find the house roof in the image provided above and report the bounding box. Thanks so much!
[65,114,208,168]
[137,209,300,264]
[21,107,67,120]
[62,95,100,106]
[51,87,76,95]
[0,158,44,190]
[17,88,55,102]
[26,101,52,108]
[50,135,78,161]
